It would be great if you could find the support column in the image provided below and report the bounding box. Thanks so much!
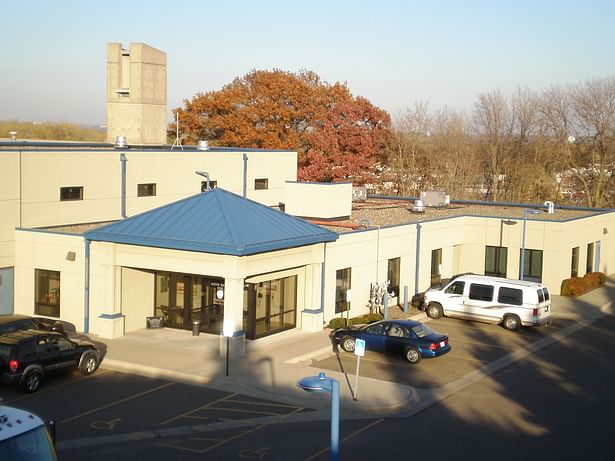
[220,277,245,358]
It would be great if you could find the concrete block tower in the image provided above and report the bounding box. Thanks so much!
[106,43,167,145]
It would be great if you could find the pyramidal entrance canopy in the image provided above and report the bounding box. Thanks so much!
[85,188,338,256]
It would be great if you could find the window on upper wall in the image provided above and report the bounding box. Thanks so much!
[430,249,442,286]
[387,257,400,297]
[520,248,543,283]
[201,180,217,192]
[255,178,269,190]
[60,186,83,201]
[571,246,579,277]
[35,269,60,317]
[137,183,157,197]
[335,268,351,313]
[485,246,508,278]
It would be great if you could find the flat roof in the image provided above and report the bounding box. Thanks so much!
[314,197,610,233]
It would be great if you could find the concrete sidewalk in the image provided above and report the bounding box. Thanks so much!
[97,277,614,418]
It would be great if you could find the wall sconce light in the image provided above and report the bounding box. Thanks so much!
[66,251,76,261]
[604,227,609,235]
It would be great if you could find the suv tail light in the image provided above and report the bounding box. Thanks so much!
[9,359,18,372]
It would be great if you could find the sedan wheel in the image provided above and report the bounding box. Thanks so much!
[341,336,356,353]
[404,347,421,364]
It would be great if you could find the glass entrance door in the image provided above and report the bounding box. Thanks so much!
[155,272,224,334]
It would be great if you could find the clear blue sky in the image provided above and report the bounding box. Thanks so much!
[2,0,614,126]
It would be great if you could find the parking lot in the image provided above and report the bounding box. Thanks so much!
[312,317,573,389]
[1,370,308,458]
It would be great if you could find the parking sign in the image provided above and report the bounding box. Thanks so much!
[354,338,366,356]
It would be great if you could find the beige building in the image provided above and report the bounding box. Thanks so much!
[1,41,613,344]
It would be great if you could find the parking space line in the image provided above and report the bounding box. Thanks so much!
[159,393,238,425]
[444,353,490,364]
[208,407,289,417]
[61,382,175,423]
[4,369,114,405]
[445,336,512,349]
[303,418,385,461]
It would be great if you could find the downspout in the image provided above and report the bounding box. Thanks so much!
[320,242,327,312]
[414,223,422,295]
[120,153,127,219]
[84,239,91,334]
[242,153,248,198]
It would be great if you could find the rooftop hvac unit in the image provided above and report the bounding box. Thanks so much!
[420,191,448,207]
[352,185,367,202]
[197,140,210,151]
[412,199,425,213]
[114,136,128,148]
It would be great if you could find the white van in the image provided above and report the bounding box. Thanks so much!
[422,274,551,330]
[0,406,58,460]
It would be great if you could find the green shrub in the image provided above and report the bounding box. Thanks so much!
[326,313,383,329]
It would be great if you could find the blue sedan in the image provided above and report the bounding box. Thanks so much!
[331,319,451,364]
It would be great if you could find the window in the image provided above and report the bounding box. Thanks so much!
[520,248,543,283]
[137,183,156,197]
[485,246,507,278]
[365,323,386,335]
[60,186,83,201]
[35,269,60,317]
[335,268,351,313]
[255,178,268,190]
[387,257,400,297]
[431,248,442,285]
[200,180,217,192]
[571,247,579,277]
[469,283,494,301]
[498,287,523,305]
[445,281,465,295]
[586,242,594,274]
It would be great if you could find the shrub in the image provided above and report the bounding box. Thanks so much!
[584,271,606,287]
[560,272,606,296]
[326,313,383,329]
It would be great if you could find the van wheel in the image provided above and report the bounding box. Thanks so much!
[426,303,443,319]
[503,314,521,331]
[23,371,43,393]
[341,336,356,353]
[404,347,421,364]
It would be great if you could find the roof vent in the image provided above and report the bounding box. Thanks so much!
[114,136,128,149]
[9,131,17,142]
[197,140,210,151]
[544,200,555,214]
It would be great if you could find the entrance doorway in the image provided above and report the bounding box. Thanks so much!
[243,275,297,340]
[154,272,224,334]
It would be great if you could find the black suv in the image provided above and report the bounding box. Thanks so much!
[0,314,65,336]
[0,330,100,392]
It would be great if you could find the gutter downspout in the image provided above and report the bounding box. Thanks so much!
[242,153,248,198]
[120,153,127,219]
[320,242,327,312]
[414,223,421,295]
[84,239,91,334]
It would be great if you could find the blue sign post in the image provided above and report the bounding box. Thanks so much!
[353,339,365,400]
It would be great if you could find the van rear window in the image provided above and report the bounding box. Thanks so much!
[498,287,523,306]
[538,287,550,303]
[469,283,494,301]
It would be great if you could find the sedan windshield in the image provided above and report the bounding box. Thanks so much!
[411,324,435,338]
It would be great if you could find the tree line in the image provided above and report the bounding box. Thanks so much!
[175,71,615,208]
[0,120,104,142]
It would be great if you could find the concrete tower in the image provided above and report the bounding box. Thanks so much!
[106,43,167,145]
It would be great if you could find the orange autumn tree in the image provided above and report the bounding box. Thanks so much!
[173,69,390,183]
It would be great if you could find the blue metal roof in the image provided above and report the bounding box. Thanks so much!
[84,188,338,256]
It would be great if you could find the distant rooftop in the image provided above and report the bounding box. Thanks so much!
[0,140,293,153]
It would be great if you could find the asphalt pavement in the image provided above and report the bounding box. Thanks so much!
[96,276,615,419]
